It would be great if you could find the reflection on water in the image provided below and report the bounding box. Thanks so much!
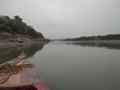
[27,42,120,90]
[73,43,120,50]
[52,41,120,50]
[0,43,45,64]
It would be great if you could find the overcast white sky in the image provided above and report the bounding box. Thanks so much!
[0,0,120,39]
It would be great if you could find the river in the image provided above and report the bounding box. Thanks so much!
[0,41,120,90]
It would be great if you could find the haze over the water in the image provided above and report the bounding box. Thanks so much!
[0,0,120,39]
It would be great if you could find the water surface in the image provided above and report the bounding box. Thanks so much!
[0,41,120,90]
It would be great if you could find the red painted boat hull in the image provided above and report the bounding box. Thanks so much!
[0,60,49,90]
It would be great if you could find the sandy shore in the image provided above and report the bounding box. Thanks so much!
[0,32,48,48]
[0,39,46,48]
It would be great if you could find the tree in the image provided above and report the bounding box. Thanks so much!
[14,16,22,22]
[0,15,44,38]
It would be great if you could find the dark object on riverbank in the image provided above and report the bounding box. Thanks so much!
[0,52,49,90]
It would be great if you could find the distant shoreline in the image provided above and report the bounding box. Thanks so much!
[64,40,120,44]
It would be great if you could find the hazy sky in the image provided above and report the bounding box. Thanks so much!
[0,0,120,39]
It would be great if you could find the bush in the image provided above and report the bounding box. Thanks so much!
[0,25,11,32]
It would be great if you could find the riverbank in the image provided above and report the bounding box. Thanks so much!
[0,39,46,48]
[0,31,48,48]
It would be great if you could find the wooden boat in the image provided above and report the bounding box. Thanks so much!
[0,52,49,90]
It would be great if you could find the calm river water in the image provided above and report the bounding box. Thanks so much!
[0,41,120,90]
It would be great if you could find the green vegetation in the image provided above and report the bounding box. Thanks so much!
[64,34,120,41]
[0,15,43,38]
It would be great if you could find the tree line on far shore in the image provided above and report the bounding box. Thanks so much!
[0,15,43,38]
[63,34,120,41]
